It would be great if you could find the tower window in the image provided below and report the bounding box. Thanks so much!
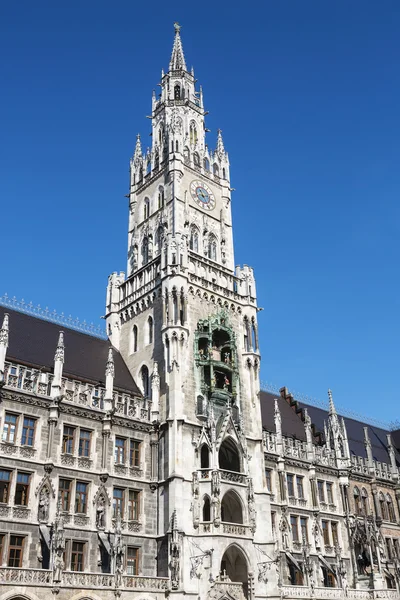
[142,237,149,265]
[208,236,217,261]
[148,316,153,345]
[175,140,179,152]
[140,365,150,398]
[174,84,181,100]
[158,187,164,209]
[193,153,200,167]
[213,163,219,176]
[143,198,150,220]
[222,168,226,179]
[204,157,210,171]
[132,325,138,353]
[190,227,199,252]
[190,122,198,146]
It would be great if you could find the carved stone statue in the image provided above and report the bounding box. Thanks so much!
[38,486,50,522]
[52,504,65,583]
[96,495,106,529]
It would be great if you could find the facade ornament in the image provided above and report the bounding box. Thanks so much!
[112,511,124,587]
[169,511,182,590]
[312,512,322,550]
[105,348,115,378]
[38,485,50,522]
[51,501,65,583]
[54,332,65,363]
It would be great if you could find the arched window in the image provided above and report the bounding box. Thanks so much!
[190,122,198,146]
[221,490,243,524]
[193,152,200,167]
[251,316,257,351]
[379,492,388,520]
[190,227,199,252]
[132,325,138,353]
[154,150,159,171]
[353,487,361,515]
[140,365,150,398]
[147,316,153,345]
[142,237,149,265]
[219,438,241,473]
[138,167,143,182]
[174,84,181,100]
[222,168,226,179]
[213,163,219,176]
[183,146,190,164]
[200,445,210,469]
[204,157,210,171]
[361,488,369,516]
[243,316,250,351]
[175,140,179,152]
[387,494,396,522]
[156,226,163,254]
[158,187,164,209]
[146,160,151,175]
[143,198,150,220]
[208,235,217,261]
[202,495,211,521]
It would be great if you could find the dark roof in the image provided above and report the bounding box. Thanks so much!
[0,307,141,395]
[260,389,400,466]
[260,390,307,442]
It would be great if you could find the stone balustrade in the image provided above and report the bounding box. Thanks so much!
[0,568,169,590]
[222,522,249,536]
[220,469,247,484]
[281,586,399,599]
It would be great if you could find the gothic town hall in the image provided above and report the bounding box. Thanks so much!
[1,23,400,600]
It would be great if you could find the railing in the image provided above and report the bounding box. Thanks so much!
[123,575,169,589]
[2,361,149,422]
[0,567,52,585]
[281,587,399,600]
[222,522,249,536]
[0,568,169,590]
[220,469,247,484]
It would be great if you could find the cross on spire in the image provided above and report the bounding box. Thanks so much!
[169,22,187,72]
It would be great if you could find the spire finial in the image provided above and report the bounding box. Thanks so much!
[133,134,142,163]
[328,389,336,415]
[0,313,9,346]
[169,22,187,72]
[55,331,65,363]
[216,129,225,156]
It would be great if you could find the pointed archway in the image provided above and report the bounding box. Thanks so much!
[220,544,248,597]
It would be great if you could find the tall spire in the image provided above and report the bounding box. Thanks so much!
[169,22,187,72]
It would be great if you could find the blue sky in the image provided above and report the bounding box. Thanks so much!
[1,2,399,423]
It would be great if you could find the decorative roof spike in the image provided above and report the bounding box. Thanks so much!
[0,313,9,346]
[328,389,336,415]
[105,347,114,378]
[133,134,142,162]
[54,331,65,363]
[169,22,187,72]
[216,129,225,156]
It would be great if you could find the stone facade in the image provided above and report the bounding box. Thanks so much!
[0,21,400,600]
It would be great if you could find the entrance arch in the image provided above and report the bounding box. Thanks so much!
[220,545,248,597]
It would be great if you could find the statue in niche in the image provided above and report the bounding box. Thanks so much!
[113,513,124,586]
[52,505,65,583]
[38,486,50,522]
[96,495,106,529]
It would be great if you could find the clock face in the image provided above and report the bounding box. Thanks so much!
[190,180,216,211]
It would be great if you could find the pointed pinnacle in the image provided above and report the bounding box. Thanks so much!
[55,331,65,362]
[169,22,187,72]
[328,389,336,415]
[0,313,9,345]
[106,347,115,378]
[216,129,225,155]
[134,134,142,161]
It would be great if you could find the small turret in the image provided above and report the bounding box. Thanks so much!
[151,362,160,420]
[0,313,9,379]
[51,332,64,399]
[104,348,115,412]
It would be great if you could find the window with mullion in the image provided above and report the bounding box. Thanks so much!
[322,520,330,546]
[115,438,126,464]
[62,426,75,454]
[265,469,272,493]
[78,430,91,458]
[317,480,325,503]
[0,533,4,563]
[287,474,295,497]
[8,535,24,567]
[129,440,140,468]
[128,490,140,521]
[2,413,18,443]
[59,479,72,512]
[126,546,139,575]
[290,515,299,542]
[71,541,85,572]
[0,470,12,503]
[15,472,30,506]
[21,417,36,446]
[113,488,124,518]
[326,482,334,505]
[331,521,339,546]
[300,517,308,542]
[75,482,88,514]
[296,476,304,499]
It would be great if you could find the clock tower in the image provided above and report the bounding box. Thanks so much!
[106,23,277,599]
